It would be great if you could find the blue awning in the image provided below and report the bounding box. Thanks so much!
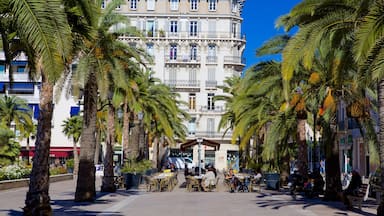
[28,104,39,119]
[9,83,34,93]
[0,82,5,93]
[70,106,80,117]
[11,61,28,66]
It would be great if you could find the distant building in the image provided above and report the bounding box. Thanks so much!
[0,52,80,164]
[115,0,246,171]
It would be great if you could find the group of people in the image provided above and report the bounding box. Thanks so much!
[224,168,262,193]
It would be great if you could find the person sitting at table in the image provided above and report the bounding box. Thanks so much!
[225,168,238,193]
[202,167,216,191]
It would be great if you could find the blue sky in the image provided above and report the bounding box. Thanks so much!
[242,1,302,70]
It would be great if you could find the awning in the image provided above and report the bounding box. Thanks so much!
[20,147,79,158]
[180,138,220,151]
[70,106,80,116]
[28,104,39,119]
[11,60,28,66]
[9,82,34,93]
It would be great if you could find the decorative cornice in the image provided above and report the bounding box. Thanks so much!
[238,0,245,15]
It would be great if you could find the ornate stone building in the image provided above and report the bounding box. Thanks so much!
[115,0,246,171]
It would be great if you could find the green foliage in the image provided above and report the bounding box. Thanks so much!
[0,164,31,181]
[0,125,20,166]
[65,158,74,169]
[121,159,152,174]
[49,166,68,175]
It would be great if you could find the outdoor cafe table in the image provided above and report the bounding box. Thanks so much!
[152,172,175,192]
[234,173,251,192]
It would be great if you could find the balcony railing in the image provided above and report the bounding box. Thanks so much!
[224,56,246,65]
[121,31,246,41]
[164,80,200,88]
[188,131,233,139]
[205,80,217,88]
[206,56,218,64]
[165,55,201,64]
[200,106,224,112]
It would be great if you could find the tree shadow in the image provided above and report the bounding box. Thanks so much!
[253,191,376,216]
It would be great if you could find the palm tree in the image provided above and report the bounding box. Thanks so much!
[1,0,72,214]
[73,0,147,199]
[0,95,33,133]
[353,1,384,213]
[276,0,366,200]
[62,115,83,175]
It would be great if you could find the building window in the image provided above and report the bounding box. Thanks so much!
[146,43,154,56]
[232,23,237,37]
[208,93,215,110]
[146,20,155,37]
[170,44,177,60]
[189,69,197,86]
[208,0,216,11]
[170,0,178,10]
[170,21,178,35]
[190,44,197,60]
[188,117,196,135]
[189,93,196,110]
[190,0,198,10]
[116,4,121,10]
[147,0,155,10]
[130,0,137,10]
[231,0,238,12]
[189,21,198,36]
[208,44,216,57]
[207,118,215,137]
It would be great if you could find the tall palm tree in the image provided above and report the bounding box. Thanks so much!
[353,0,384,213]
[1,0,72,214]
[62,115,83,175]
[276,0,367,200]
[73,0,147,199]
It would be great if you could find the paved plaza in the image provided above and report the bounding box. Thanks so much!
[0,172,378,216]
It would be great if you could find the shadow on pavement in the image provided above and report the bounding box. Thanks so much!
[253,190,376,216]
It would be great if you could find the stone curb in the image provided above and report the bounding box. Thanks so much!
[0,173,73,190]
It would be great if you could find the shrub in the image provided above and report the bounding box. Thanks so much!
[50,166,68,176]
[121,159,152,174]
[0,164,31,180]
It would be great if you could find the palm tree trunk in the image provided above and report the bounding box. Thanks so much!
[75,71,97,202]
[24,75,53,215]
[73,140,79,175]
[101,104,116,192]
[323,122,342,201]
[297,119,308,178]
[377,79,384,215]
[122,102,130,163]
[129,114,140,160]
[94,131,101,165]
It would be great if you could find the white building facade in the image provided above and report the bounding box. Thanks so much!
[116,0,246,171]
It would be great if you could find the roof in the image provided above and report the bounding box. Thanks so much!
[180,138,220,151]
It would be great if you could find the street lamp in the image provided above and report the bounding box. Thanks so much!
[196,137,203,176]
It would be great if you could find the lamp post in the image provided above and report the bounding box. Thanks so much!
[196,138,203,176]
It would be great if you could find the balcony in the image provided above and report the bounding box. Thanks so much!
[188,131,233,139]
[121,31,246,41]
[200,106,224,112]
[165,55,201,66]
[164,80,200,88]
[205,80,217,89]
[206,56,218,64]
[224,56,246,65]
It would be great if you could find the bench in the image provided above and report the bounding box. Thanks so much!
[346,183,369,210]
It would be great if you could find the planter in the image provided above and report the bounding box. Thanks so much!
[264,173,280,190]
[124,173,142,190]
